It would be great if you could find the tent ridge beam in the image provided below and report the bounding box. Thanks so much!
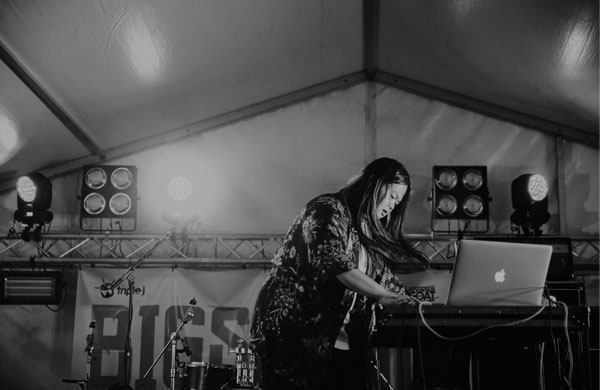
[0,41,106,158]
[363,0,379,80]
[109,71,367,154]
[376,71,598,148]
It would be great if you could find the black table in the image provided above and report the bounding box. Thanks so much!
[370,304,592,390]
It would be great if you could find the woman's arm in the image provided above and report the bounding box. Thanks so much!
[337,269,414,305]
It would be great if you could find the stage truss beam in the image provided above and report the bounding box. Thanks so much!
[0,234,597,273]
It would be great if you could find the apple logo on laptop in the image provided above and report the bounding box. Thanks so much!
[494,269,506,283]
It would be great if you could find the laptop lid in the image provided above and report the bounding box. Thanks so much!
[446,239,553,306]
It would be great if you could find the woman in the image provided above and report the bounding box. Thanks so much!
[250,157,429,390]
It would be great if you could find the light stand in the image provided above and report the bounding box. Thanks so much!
[143,301,196,390]
[102,231,172,390]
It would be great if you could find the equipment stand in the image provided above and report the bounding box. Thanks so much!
[63,320,96,390]
[103,231,171,389]
[143,305,195,390]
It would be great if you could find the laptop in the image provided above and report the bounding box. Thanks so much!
[445,239,553,306]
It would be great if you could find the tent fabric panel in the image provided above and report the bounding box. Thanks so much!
[0,61,89,180]
[376,85,593,235]
[0,0,364,150]
[378,0,599,134]
[563,142,600,235]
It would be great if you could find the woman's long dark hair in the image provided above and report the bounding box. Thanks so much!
[340,157,429,268]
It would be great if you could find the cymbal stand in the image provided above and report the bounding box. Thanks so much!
[143,303,195,390]
[85,321,96,389]
[103,230,172,388]
[63,320,96,390]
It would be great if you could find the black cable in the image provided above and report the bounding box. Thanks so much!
[124,278,134,385]
[538,343,546,390]
[541,291,575,390]
[545,285,559,390]
[417,301,548,341]
[415,307,427,390]
[558,302,573,390]
[46,279,67,312]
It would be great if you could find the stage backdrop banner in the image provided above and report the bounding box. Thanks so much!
[71,267,269,390]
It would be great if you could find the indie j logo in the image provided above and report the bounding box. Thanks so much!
[96,280,146,298]
[407,286,437,302]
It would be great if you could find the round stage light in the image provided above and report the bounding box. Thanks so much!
[435,169,458,190]
[462,168,484,190]
[85,167,107,189]
[528,174,548,201]
[16,176,37,203]
[83,193,106,215]
[463,195,484,217]
[511,173,550,236]
[109,193,132,215]
[168,176,192,202]
[111,167,133,190]
[436,195,458,216]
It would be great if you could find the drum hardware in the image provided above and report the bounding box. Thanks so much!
[182,361,209,390]
[176,328,195,382]
[62,320,96,390]
[181,340,259,390]
[219,340,259,389]
[143,296,197,390]
[61,379,87,390]
[182,362,243,390]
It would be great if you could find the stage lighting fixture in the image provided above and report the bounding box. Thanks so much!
[161,176,195,227]
[0,271,63,305]
[432,166,489,219]
[431,166,490,233]
[167,176,192,202]
[510,173,550,236]
[80,165,138,231]
[13,173,54,239]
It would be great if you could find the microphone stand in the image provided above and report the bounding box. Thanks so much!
[143,302,195,390]
[85,321,96,390]
[102,230,172,389]
[63,321,96,390]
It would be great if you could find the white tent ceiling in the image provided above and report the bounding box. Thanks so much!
[0,0,597,192]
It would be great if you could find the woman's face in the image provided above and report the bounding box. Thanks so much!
[375,183,408,219]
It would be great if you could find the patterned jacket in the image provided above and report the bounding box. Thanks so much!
[249,192,405,388]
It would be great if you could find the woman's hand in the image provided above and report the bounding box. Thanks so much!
[378,291,416,306]
[336,270,417,305]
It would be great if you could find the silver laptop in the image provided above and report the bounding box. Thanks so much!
[446,239,553,306]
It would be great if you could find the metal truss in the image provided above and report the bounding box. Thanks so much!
[0,233,598,272]
[0,233,285,267]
